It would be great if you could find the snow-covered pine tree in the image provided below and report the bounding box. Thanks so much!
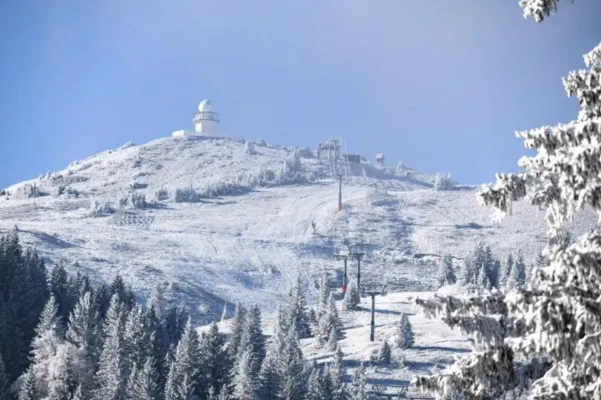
[318,365,334,400]
[258,349,281,400]
[501,253,515,287]
[146,304,169,395]
[232,349,259,400]
[287,276,310,339]
[350,363,367,400]
[437,254,456,287]
[377,340,392,364]
[165,318,202,400]
[70,384,84,400]
[92,294,127,400]
[92,283,112,320]
[513,250,526,287]
[327,325,338,351]
[126,357,161,400]
[462,243,486,285]
[317,276,330,319]
[238,305,266,380]
[216,384,230,400]
[65,291,100,393]
[395,313,414,349]
[477,14,601,400]
[342,280,360,310]
[277,327,306,400]
[200,322,229,396]
[306,367,322,400]
[329,345,346,400]
[227,302,246,360]
[46,343,75,400]
[29,296,64,397]
[123,305,149,377]
[164,305,189,349]
[147,284,167,322]
[18,368,37,400]
[50,264,72,324]
[307,307,318,335]
[318,293,341,345]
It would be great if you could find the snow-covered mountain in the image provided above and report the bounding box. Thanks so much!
[0,134,593,321]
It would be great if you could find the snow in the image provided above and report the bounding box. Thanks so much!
[0,134,595,322]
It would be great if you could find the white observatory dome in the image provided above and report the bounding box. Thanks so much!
[198,99,215,113]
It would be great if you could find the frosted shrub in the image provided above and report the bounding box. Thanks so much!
[433,173,455,191]
[129,182,148,190]
[262,169,275,183]
[119,193,147,209]
[53,185,66,197]
[285,148,302,172]
[174,188,200,203]
[129,193,147,209]
[244,141,256,155]
[256,138,267,147]
[18,183,43,199]
[155,188,169,202]
[89,200,115,215]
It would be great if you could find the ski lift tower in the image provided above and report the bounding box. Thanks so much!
[334,252,349,294]
[361,283,388,342]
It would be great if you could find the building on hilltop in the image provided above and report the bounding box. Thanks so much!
[172,99,220,137]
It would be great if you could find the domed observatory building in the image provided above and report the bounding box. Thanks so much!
[193,100,220,134]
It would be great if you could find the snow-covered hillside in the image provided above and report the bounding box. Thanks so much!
[0,134,594,321]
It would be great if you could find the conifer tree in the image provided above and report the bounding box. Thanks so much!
[227,303,246,360]
[317,277,330,318]
[93,295,127,400]
[277,327,306,400]
[395,313,414,349]
[350,364,367,400]
[306,367,322,400]
[30,296,64,397]
[318,365,334,400]
[232,349,259,400]
[147,284,167,321]
[165,318,201,400]
[18,368,37,400]
[342,281,360,311]
[238,305,266,379]
[70,384,85,400]
[327,326,338,351]
[318,293,341,345]
[127,357,161,400]
[377,340,392,364]
[164,305,189,349]
[66,291,100,391]
[216,385,230,400]
[127,306,150,364]
[92,284,112,320]
[437,254,456,287]
[330,345,346,400]
[200,322,228,396]
[50,264,71,323]
[258,350,281,400]
[47,344,75,400]
[287,276,310,339]
[501,253,514,287]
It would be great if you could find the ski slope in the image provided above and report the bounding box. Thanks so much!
[0,134,595,322]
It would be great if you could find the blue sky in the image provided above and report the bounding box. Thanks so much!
[1,1,600,188]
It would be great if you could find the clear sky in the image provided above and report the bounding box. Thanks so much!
[1,1,600,188]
